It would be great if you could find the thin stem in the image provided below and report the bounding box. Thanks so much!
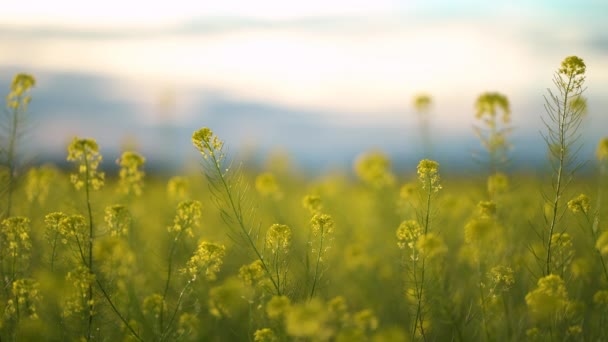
[545,76,572,276]
[309,226,324,299]
[159,231,182,333]
[83,145,95,341]
[95,278,144,342]
[205,143,281,295]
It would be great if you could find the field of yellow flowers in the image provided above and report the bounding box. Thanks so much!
[1,56,608,341]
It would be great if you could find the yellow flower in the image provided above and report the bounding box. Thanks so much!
[238,260,265,286]
[567,194,590,215]
[487,172,509,196]
[311,214,335,237]
[67,137,105,191]
[525,274,569,322]
[597,137,608,162]
[413,93,432,113]
[104,205,131,237]
[182,241,225,282]
[6,73,36,110]
[396,220,422,251]
[167,176,190,202]
[302,194,323,214]
[117,151,145,196]
[266,295,291,319]
[265,223,291,254]
[416,233,447,259]
[168,200,202,237]
[417,159,441,192]
[475,92,511,124]
[596,231,608,256]
[192,127,224,161]
[254,328,277,342]
[354,151,395,188]
[255,172,281,198]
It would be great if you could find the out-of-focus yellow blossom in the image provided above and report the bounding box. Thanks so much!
[413,94,432,113]
[354,151,395,188]
[63,265,96,318]
[25,165,57,204]
[177,312,199,339]
[255,172,281,198]
[487,172,509,197]
[167,176,190,202]
[117,151,145,196]
[597,137,608,162]
[593,290,608,307]
[396,220,422,251]
[104,205,131,237]
[475,92,511,124]
[238,260,265,286]
[416,233,447,259]
[6,73,35,111]
[5,278,41,319]
[142,294,165,319]
[567,194,590,215]
[596,231,608,256]
[311,214,335,238]
[254,328,277,342]
[525,274,569,322]
[487,265,514,297]
[285,299,329,339]
[302,194,323,214]
[265,223,291,255]
[182,241,225,282]
[266,295,291,319]
[477,200,497,217]
[208,277,249,318]
[1,216,32,260]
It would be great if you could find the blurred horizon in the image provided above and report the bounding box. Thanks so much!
[1,0,607,173]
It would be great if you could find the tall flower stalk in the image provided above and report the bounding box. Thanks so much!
[397,159,444,341]
[192,127,282,295]
[2,74,35,218]
[540,56,587,276]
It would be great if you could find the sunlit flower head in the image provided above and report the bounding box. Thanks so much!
[265,223,291,254]
[192,127,224,162]
[182,241,226,282]
[417,159,441,192]
[67,137,105,191]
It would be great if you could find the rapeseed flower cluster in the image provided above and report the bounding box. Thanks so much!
[265,223,291,255]
[67,138,104,191]
[116,151,145,196]
[191,127,224,162]
[354,151,395,188]
[6,73,35,111]
[567,194,590,215]
[525,274,569,322]
[255,172,281,198]
[24,165,57,204]
[167,176,190,202]
[168,200,202,238]
[417,159,441,192]
[104,205,131,237]
[182,241,225,282]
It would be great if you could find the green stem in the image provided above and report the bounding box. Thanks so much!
[205,143,281,295]
[83,144,95,341]
[545,76,572,276]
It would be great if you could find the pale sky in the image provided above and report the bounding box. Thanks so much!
[1,0,607,128]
